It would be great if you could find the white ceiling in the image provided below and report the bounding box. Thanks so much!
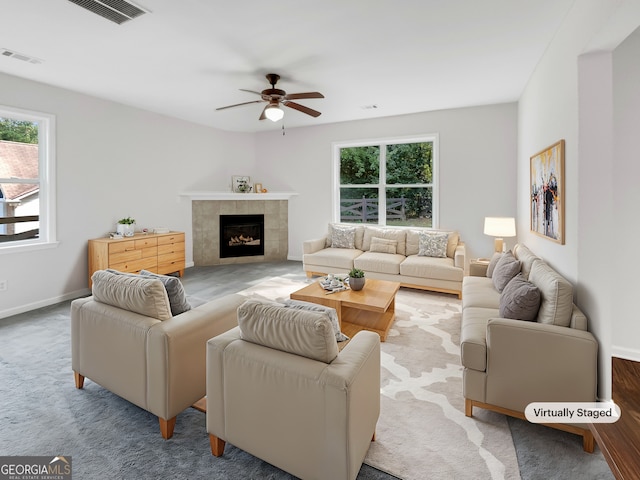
[0,0,576,132]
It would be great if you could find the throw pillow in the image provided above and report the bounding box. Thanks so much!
[330,224,356,249]
[499,273,541,321]
[418,231,448,258]
[283,299,349,342]
[91,270,172,321]
[370,236,398,254]
[491,251,521,292]
[140,270,191,316]
[486,252,503,278]
[237,299,339,364]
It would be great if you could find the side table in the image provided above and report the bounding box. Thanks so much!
[469,258,491,277]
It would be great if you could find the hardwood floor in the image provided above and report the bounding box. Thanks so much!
[590,357,640,480]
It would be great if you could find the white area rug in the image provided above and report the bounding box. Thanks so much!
[238,275,521,480]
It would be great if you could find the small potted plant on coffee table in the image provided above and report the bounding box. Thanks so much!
[348,268,366,291]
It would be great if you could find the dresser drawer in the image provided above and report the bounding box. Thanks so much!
[158,241,185,256]
[109,240,136,254]
[135,237,158,249]
[109,249,142,265]
[109,257,157,274]
[158,233,184,245]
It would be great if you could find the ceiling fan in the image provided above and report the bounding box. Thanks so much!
[216,73,324,122]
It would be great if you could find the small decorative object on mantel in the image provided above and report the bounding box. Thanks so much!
[232,175,252,193]
[254,183,263,193]
[116,217,136,237]
[348,268,366,291]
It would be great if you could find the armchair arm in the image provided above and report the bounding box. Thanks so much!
[303,236,328,254]
[146,293,246,420]
[485,318,598,412]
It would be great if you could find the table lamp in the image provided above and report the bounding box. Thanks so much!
[484,217,516,253]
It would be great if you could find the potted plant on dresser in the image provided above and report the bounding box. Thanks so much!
[348,268,366,291]
[116,217,136,237]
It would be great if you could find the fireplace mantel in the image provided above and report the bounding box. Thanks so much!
[181,191,298,201]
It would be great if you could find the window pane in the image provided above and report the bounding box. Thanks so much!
[0,183,40,240]
[0,116,41,244]
[339,187,379,224]
[385,187,432,227]
[386,142,432,184]
[340,146,379,184]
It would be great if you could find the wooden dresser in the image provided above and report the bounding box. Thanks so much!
[88,231,185,287]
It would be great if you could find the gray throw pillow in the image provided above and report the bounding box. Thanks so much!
[499,273,541,321]
[283,299,349,342]
[486,252,503,278]
[140,270,191,316]
[491,251,521,292]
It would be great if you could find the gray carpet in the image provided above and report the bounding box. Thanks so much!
[0,261,614,479]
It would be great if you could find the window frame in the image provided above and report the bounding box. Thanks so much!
[0,105,57,254]
[332,134,439,228]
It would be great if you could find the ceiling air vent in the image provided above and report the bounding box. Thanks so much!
[1,49,43,65]
[67,0,148,25]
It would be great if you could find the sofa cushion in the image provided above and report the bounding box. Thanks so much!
[499,273,541,321]
[486,252,503,278]
[491,251,521,292]
[91,270,172,321]
[513,244,540,280]
[370,236,398,254]
[362,227,406,255]
[139,270,191,316]
[329,224,356,249]
[326,223,365,250]
[462,276,500,309]
[303,247,363,271]
[237,299,339,364]
[354,251,405,275]
[418,231,448,258]
[400,255,463,282]
[528,260,574,327]
[283,299,349,342]
[406,229,459,258]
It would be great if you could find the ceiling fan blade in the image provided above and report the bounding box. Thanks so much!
[259,104,268,120]
[283,101,322,117]
[239,89,264,96]
[285,92,325,100]
[216,100,263,111]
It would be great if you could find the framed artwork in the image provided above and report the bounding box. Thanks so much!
[231,175,252,193]
[530,140,565,244]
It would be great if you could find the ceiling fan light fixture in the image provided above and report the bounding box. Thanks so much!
[264,104,284,122]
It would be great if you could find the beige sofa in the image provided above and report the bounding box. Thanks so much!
[71,270,246,439]
[461,244,598,452]
[206,299,380,480]
[303,224,466,298]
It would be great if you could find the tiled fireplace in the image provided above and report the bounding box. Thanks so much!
[189,193,294,265]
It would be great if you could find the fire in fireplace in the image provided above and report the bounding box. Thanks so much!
[219,214,264,258]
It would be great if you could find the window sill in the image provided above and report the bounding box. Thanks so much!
[0,240,60,255]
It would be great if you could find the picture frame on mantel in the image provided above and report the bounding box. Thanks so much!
[231,175,251,193]
[530,139,565,244]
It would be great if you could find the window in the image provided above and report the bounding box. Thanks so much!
[0,105,56,252]
[333,135,438,227]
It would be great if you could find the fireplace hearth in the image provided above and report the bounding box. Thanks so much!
[219,214,264,258]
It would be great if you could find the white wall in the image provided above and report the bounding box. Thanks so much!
[612,25,640,360]
[518,0,640,398]
[254,103,518,263]
[0,71,254,318]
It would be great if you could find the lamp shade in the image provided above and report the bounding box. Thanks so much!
[484,217,516,237]
[264,104,284,122]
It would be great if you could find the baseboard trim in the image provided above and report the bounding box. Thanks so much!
[0,288,90,320]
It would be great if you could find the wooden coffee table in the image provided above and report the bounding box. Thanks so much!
[290,278,400,341]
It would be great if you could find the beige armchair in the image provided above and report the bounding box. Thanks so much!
[206,299,380,480]
[71,270,246,439]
